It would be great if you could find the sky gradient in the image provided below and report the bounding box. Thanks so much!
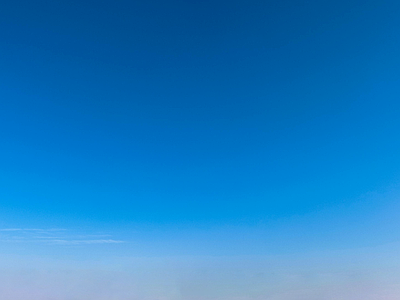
[1,0,400,299]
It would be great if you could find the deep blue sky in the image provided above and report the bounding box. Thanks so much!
[1,0,400,252]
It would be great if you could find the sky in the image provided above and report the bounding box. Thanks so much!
[1,0,400,299]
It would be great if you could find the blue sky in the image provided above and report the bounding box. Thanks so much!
[1,0,400,298]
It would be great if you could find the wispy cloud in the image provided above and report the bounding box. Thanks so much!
[0,228,66,232]
[50,239,125,245]
[0,228,124,245]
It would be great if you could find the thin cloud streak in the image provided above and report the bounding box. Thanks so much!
[0,228,67,232]
[0,228,124,245]
[50,239,125,245]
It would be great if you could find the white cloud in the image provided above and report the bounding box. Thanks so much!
[50,239,125,245]
[0,228,66,232]
[0,228,123,245]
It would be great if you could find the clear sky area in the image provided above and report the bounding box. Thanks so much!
[1,0,400,299]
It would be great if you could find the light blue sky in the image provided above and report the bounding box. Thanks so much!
[1,0,400,298]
